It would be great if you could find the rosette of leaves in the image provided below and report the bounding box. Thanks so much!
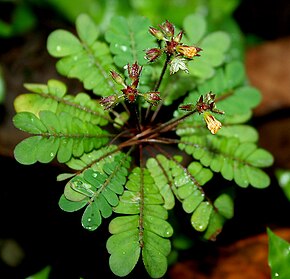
[12,13,273,278]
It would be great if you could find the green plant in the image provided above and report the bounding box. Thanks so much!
[268,228,290,279]
[12,12,274,278]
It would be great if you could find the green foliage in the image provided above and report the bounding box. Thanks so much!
[47,14,122,96]
[159,13,231,106]
[12,11,273,278]
[108,167,172,278]
[268,228,290,279]
[60,151,131,230]
[147,155,234,240]
[105,16,155,67]
[275,169,290,201]
[25,266,51,279]
[0,2,37,38]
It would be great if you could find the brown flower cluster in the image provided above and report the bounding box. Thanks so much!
[145,20,202,69]
[100,62,161,110]
[180,92,224,134]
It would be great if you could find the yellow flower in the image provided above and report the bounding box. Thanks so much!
[176,45,202,59]
[203,112,222,134]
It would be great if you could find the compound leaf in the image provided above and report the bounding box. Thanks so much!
[47,14,122,96]
[60,152,131,231]
[107,167,172,278]
[178,133,273,188]
[14,79,110,126]
[13,110,110,164]
[105,15,155,67]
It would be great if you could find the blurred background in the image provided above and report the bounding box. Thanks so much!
[0,0,290,278]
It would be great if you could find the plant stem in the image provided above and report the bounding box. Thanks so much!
[118,110,196,149]
[145,55,171,121]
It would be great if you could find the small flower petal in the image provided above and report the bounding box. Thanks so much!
[176,45,202,59]
[203,112,222,134]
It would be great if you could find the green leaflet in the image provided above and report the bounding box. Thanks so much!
[65,145,119,171]
[183,13,231,82]
[178,132,273,188]
[268,228,290,279]
[13,110,110,164]
[59,152,131,231]
[148,155,233,239]
[105,15,155,67]
[14,79,109,126]
[107,167,173,278]
[147,154,229,237]
[47,14,122,96]
[146,155,176,210]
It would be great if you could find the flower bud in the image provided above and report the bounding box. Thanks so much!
[110,71,126,87]
[149,27,164,40]
[145,48,163,62]
[99,94,119,110]
[159,20,175,38]
[174,31,183,43]
[128,62,142,80]
[143,91,161,106]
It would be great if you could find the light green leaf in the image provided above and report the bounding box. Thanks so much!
[214,194,234,219]
[183,13,206,44]
[246,148,274,168]
[76,13,99,45]
[191,201,213,231]
[47,29,83,57]
[107,230,140,277]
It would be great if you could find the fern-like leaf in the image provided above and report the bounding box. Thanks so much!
[146,154,176,210]
[107,167,173,278]
[59,152,131,231]
[47,14,123,96]
[14,79,110,126]
[147,154,233,239]
[13,110,109,164]
[105,15,156,67]
[177,133,273,188]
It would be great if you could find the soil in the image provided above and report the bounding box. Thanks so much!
[0,1,290,278]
